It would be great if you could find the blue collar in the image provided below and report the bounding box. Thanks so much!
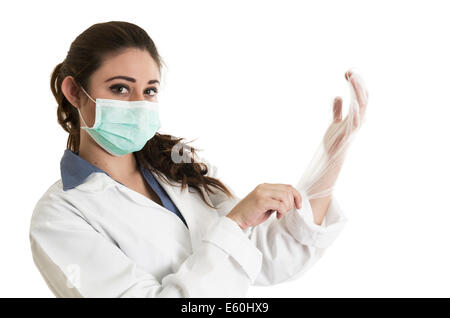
[60,149,110,191]
[60,149,189,228]
[60,149,150,191]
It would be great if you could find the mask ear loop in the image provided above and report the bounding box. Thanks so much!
[78,85,97,129]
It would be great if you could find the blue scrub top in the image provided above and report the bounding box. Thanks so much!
[60,149,189,229]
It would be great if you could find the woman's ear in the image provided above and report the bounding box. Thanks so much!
[61,76,82,110]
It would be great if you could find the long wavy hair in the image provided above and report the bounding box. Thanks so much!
[50,21,234,208]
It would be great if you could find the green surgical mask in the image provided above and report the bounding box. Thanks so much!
[78,86,161,156]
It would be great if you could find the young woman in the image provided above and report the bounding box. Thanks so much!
[29,21,367,298]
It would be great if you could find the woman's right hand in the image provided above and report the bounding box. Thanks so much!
[226,183,303,230]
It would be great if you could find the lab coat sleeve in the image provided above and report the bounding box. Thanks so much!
[204,161,348,286]
[29,193,262,298]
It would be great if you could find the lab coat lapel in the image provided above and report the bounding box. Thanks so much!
[151,172,218,251]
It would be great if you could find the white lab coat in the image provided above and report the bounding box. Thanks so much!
[29,160,348,298]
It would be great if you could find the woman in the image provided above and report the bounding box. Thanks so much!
[29,21,367,298]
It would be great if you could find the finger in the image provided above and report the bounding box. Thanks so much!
[272,199,288,219]
[281,185,303,210]
[345,70,353,81]
[264,184,298,212]
[345,69,367,103]
[346,77,365,129]
[349,75,368,109]
[266,193,292,217]
[355,77,368,118]
[292,187,303,210]
[274,191,291,215]
[263,199,286,220]
[260,197,287,216]
[349,97,360,129]
[333,97,343,122]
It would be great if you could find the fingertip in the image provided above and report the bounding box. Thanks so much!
[294,195,300,209]
[345,71,352,81]
[296,193,302,209]
[333,97,343,112]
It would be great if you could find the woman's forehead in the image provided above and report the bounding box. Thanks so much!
[93,49,160,83]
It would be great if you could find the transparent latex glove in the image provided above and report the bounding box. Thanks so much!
[295,70,369,200]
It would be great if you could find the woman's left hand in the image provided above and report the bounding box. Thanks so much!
[323,70,369,161]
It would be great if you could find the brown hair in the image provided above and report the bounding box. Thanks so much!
[50,21,234,208]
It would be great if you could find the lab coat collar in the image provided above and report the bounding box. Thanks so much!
[59,148,217,249]
[60,149,144,192]
[60,149,110,191]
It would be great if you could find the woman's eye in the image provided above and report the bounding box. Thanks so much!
[109,84,158,97]
[145,87,158,96]
[110,84,129,94]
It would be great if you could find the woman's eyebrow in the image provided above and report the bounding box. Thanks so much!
[105,75,159,85]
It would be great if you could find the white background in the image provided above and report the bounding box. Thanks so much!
[1,0,449,297]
